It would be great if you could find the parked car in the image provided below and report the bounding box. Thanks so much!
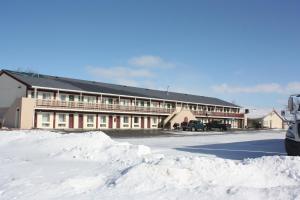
[205,121,231,131]
[187,120,205,131]
[181,121,188,131]
[173,123,180,130]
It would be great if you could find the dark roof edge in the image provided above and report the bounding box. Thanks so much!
[1,69,31,87]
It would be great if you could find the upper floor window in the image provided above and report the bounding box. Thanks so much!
[69,95,75,102]
[42,93,51,100]
[60,94,67,101]
[86,96,96,103]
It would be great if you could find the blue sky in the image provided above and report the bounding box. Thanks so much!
[1,0,300,110]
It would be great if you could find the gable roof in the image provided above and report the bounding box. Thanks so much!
[1,69,239,107]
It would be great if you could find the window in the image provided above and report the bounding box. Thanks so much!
[86,96,95,103]
[108,98,113,104]
[58,114,66,127]
[134,117,139,124]
[123,116,129,124]
[42,113,50,127]
[58,114,66,123]
[100,116,107,128]
[153,117,157,124]
[123,116,129,128]
[60,95,67,101]
[87,115,94,128]
[133,117,139,127]
[140,101,144,107]
[42,93,51,100]
[30,91,34,98]
[152,117,158,128]
[69,95,75,101]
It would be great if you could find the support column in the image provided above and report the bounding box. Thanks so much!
[34,88,37,99]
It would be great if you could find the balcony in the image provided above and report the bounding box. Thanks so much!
[35,99,175,115]
[192,110,244,119]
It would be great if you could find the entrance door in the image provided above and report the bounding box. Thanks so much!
[78,114,83,128]
[141,117,144,129]
[116,116,120,128]
[108,116,113,128]
[69,114,74,128]
[147,117,150,128]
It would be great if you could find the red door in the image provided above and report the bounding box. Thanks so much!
[141,117,144,129]
[109,116,113,128]
[116,116,120,128]
[147,117,150,128]
[69,114,74,128]
[34,112,37,128]
[78,114,83,128]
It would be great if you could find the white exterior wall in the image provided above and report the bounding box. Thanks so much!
[0,73,27,107]
[73,114,79,129]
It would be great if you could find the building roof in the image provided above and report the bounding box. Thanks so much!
[248,109,287,122]
[1,69,239,107]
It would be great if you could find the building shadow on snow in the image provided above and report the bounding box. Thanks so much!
[175,139,286,160]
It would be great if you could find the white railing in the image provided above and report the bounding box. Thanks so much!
[192,110,244,118]
[35,99,175,114]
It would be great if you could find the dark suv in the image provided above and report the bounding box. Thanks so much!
[182,120,205,131]
[205,121,231,131]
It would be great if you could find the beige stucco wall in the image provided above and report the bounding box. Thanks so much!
[20,98,35,129]
[170,109,196,128]
[0,73,27,107]
[262,111,284,129]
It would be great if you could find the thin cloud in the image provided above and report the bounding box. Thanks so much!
[87,66,153,79]
[128,55,175,68]
[212,82,300,94]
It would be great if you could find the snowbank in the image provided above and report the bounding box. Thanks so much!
[0,130,299,200]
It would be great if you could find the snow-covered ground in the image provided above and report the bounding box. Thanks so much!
[0,130,300,200]
[116,130,287,160]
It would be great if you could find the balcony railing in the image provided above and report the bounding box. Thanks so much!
[192,110,244,118]
[35,99,175,114]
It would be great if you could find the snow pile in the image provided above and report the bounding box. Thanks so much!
[0,130,300,200]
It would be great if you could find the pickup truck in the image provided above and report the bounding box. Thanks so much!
[205,121,231,131]
[181,120,205,131]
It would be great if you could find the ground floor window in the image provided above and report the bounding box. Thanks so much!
[58,113,67,128]
[152,117,158,128]
[87,115,94,128]
[42,113,50,127]
[100,116,107,128]
[133,117,139,127]
[123,116,129,128]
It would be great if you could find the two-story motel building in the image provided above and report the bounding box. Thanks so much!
[0,69,245,130]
